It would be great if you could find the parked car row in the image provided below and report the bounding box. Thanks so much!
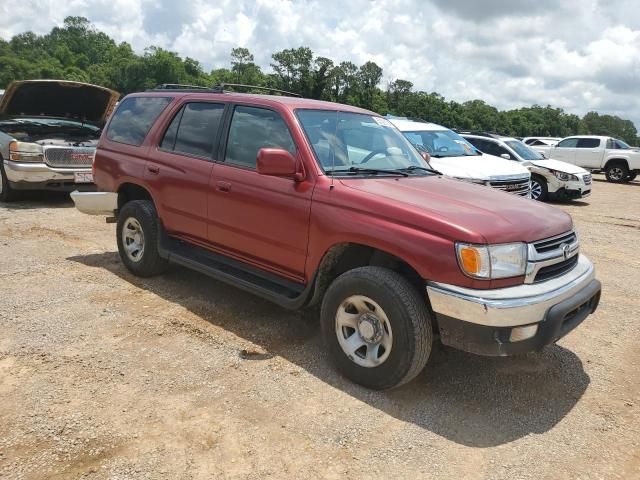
[530,135,640,183]
[460,132,592,201]
[388,117,594,202]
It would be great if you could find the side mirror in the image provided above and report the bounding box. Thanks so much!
[420,151,431,162]
[500,153,512,160]
[256,148,303,181]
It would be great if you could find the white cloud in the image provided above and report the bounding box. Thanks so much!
[1,0,640,127]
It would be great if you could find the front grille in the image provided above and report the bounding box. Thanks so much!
[533,231,577,254]
[43,147,95,168]
[534,254,579,283]
[489,178,531,196]
[583,174,592,185]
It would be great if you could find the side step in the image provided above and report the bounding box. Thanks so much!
[158,233,313,310]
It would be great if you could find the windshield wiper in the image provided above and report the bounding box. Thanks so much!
[402,166,442,175]
[327,167,409,177]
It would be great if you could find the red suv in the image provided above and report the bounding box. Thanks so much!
[72,87,601,389]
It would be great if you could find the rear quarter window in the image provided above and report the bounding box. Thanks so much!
[106,96,172,146]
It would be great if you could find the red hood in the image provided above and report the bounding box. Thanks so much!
[338,175,573,244]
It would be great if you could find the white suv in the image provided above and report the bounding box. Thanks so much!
[389,118,532,198]
[462,133,592,202]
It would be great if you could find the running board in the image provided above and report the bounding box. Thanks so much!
[158,231,313,310]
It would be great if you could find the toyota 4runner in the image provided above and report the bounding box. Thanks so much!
[72,86,602,390]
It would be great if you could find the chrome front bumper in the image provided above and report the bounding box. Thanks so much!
[427,254,596,328]
[71,190,118,215]
[4,160,91,184]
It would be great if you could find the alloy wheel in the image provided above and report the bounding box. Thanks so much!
[609,167,625,181]
[530,179,542,200]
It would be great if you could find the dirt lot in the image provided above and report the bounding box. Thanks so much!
[0,175,639,479]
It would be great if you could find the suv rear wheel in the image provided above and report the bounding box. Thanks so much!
[116,200,169,277]
[320,266,432,390]
[605,162,630,183]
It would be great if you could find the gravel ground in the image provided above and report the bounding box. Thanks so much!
[0,175,639,479]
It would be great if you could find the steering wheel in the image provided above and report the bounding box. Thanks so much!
[360,149,389,164]
[436,146,449,153]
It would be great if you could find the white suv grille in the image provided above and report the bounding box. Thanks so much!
[488,178,531,197]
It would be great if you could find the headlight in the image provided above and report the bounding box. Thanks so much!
[9,141,44,163]
[456,242,527,279]
[550,170,579,182]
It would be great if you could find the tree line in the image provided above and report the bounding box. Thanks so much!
[1,16,637,144]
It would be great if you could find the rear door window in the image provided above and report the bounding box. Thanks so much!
[576,138,600,148]
[465,138,488,151]
[106,96,172,146]
[478,140,510,158]
[224,106,296,168]
[160,102,225,158]
[557,138,579,148]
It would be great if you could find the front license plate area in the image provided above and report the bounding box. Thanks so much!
[74,172,94,184]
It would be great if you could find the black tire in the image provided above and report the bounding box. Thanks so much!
[530,175,548,201]
[605,162,629,183]
[320,266,433,390]
[0,160,17,202]
[116,200,169,277]
[626,172,638,182]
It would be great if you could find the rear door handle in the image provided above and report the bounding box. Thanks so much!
[147,165,160,174]
[216,181,232,192]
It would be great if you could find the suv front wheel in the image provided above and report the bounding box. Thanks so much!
[116,200,169,277]
[320,266,433,390]
[530,175,548,201]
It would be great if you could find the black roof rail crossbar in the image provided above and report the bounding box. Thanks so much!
[455,130,502,138]
[154,83,212,90]
[213,83,302,97]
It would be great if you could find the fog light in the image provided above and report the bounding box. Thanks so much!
[509,324,538,342]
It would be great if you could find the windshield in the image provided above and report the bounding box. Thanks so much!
[402,129,480,158]
[505,140,545,160]
[296,110,433,175]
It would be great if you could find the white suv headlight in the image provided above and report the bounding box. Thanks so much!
[550,170,579,182]
[456,242,528,279]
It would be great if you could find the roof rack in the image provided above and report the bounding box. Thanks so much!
[385,114,430,123]
[455,130,502,138]
[212,83,301,97]
[155,83,211,90]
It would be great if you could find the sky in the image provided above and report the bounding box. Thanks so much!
[1,0,640,127]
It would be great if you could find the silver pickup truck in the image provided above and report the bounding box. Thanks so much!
[0,80,119,201]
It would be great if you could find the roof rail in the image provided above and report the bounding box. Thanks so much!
[455,130,502,138]
[154,83,211,90]
[385,114,430,123]
[212,83,302,97]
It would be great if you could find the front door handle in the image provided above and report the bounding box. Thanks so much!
[147,165,160,174]
[216,181,232,192]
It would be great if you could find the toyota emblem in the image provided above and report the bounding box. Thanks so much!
[560,243,570,260]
